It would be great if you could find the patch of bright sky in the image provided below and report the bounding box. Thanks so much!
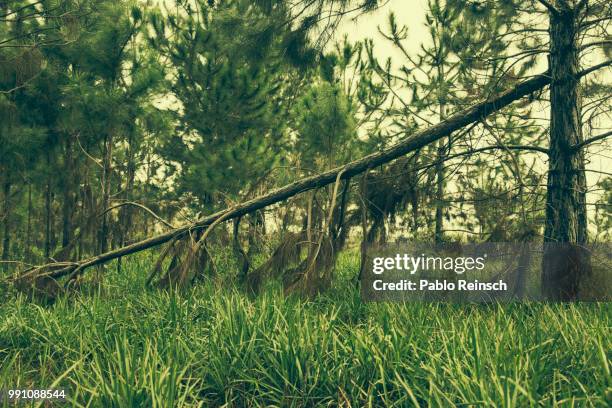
[336,0,429,58]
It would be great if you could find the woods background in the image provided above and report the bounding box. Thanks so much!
[1,0,611,297]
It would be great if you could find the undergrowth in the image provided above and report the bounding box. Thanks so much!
[0,252,610,407]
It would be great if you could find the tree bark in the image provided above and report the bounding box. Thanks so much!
[541,3,591,301]
[434,39,448,244]
[38,64,611,280]
[99,133,113,254]
[117,133,136,272]
[434,104,447,244]
[61,136,74,249]
[233,217,250,279]
[45,151,52,259]
[2,177,11,269]
[25,183,32,261]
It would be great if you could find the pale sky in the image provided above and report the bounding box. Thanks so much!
[336,0,429,58]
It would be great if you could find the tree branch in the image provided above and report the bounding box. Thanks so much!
[578,59,612,77]
[103,201,176,229]
[573,130,612,151]
[581,16,612,28]
[580,40,612,52]
[371,144,548,184]
[537,0,559,15]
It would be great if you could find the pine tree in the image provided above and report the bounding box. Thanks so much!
[150,0,294,212]
[0,0,67,265]
[58,0,163,256]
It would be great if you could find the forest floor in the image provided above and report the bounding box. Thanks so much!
[0,252,610,407]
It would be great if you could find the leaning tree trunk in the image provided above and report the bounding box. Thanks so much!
[541,4,590,301]
[27,65,612,281]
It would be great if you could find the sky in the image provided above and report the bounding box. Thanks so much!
[336,0,429,58]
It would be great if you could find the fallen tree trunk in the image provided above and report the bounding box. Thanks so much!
[22,62,610,281]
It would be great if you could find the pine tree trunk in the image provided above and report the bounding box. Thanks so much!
[434,129,446,242]
[117,135,136,272]
[99,133,113,253]
[143,151,153,237]
[49,191,58,252]
[434,53,448,244]
[541,4,590,300]
[78,185,88,259]
[25,183,32,261]
[61,136,74,249]
[45,151,52,259]
[1,177,11,269]
[434,145,445,243]
[82,166,94,255]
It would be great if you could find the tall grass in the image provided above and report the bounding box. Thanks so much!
[0,252,610,407]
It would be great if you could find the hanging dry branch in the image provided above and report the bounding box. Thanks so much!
[284,169,346,296]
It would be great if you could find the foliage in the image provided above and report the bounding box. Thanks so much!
[0,255,610,406]
[293,81,358,169]
[149,0,296,210]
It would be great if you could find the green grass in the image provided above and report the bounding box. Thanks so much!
[0,252,610,407]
